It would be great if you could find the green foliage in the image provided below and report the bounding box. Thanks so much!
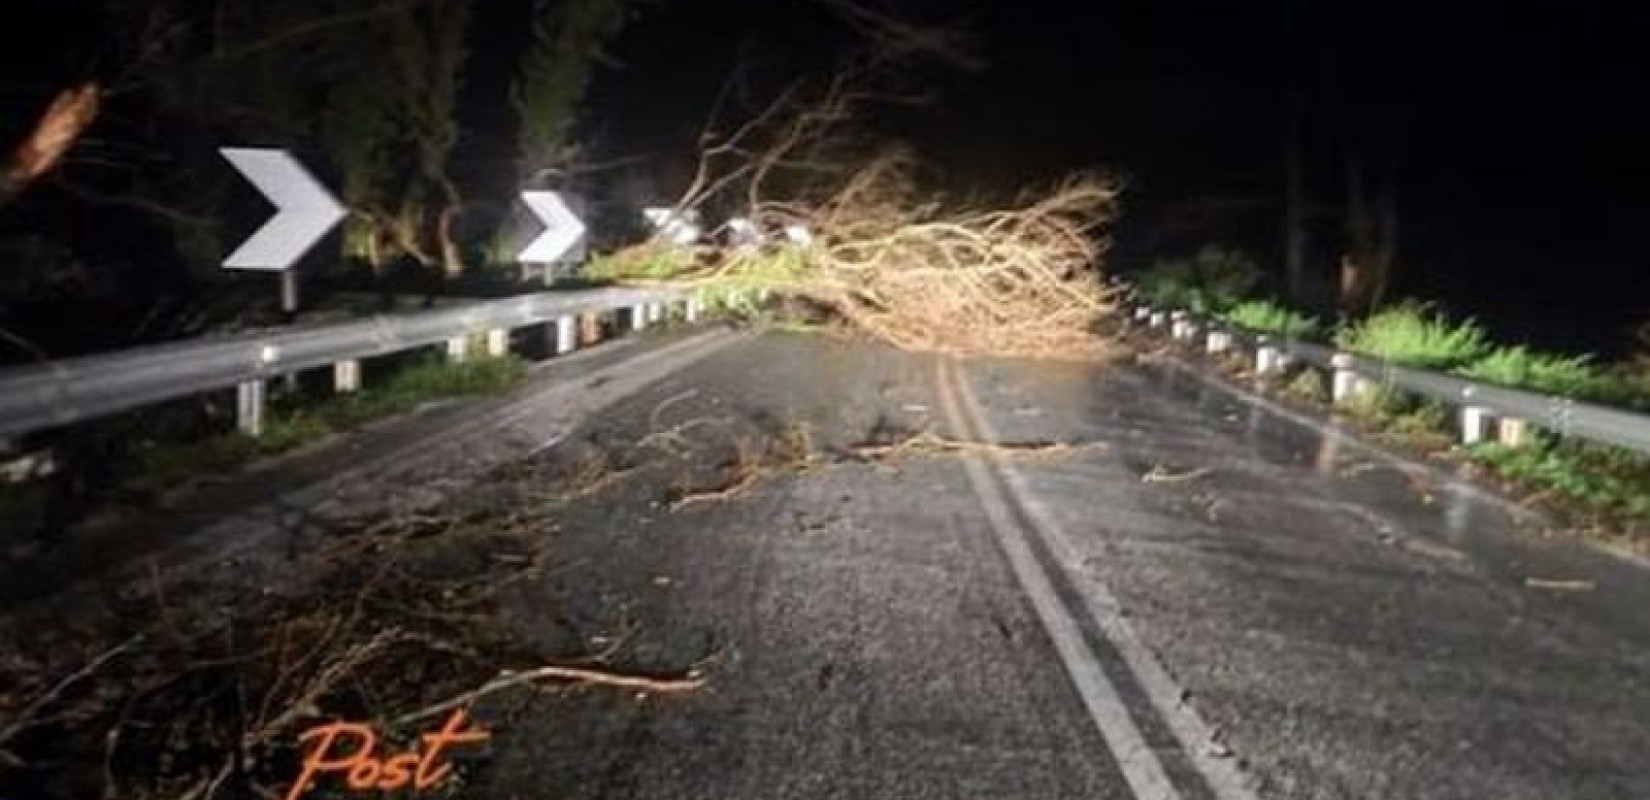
[585,245,699,280]
[1337,380,1399,421]
[587,244,808,292]
[1223,299,1321,337]
[1333,301,1489,369]
[1469,436,1650,527]
[513,0,639,182]
[322,61,400,264]
[1137,245,1262,313]
[693,284,766,318]
[1383,399,1453,448]
[1458,345,1606,399]
[1282,368,1328,403]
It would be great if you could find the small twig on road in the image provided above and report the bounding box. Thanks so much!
[637,417,728,456]
[1142,465,1214,484]
[393,664,706,727]
[1523,577,1595,592]
[849,431,1101,462]
[648,389,700,431]
[670,468,765,510]
[0,633,143,750]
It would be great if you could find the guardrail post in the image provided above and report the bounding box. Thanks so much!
[237,380,266,438]
[1149,310,1166,329]
[1134,306,1152,322]
[631,304,649,332]
[1331,353,1358,405]
[280,271,299,314]
[554,317,577,354]
[333,360,361,393]
[647,302,665,325]
[446,336,469,362]
[1461,405,1490,445]
[685,297,701,323]
[485,328,509,358]
[1255,342,1280,377]
[1206,330,1231,354]
[1498,417,1531,447]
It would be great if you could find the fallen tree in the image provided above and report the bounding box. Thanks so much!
[590,43,1122,360]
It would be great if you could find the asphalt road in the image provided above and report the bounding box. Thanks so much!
[467,330,1650,800]
[12,327,1649,799]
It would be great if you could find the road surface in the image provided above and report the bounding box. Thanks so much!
[11,327,1650,799]
[483,330,1650,800]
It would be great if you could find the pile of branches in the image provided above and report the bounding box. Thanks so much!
[0,489,698,800]
[0,512,536,799]
[792,152,1118,359]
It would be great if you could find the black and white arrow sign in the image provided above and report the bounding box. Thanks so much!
[219,147,346,271]
[516,190,587,263]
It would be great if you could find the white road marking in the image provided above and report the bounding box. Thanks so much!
[935,359,1181,800]
[939,358,1262,800]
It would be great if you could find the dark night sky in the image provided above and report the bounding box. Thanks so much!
[6,0,1650,354]
[572,0,1650,353]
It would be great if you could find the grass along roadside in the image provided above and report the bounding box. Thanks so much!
[1132,256,1650,542]
[1,353,527,541]
[1269,362,1649,546]
[130,353,527,495]
[1221,299,1322,337]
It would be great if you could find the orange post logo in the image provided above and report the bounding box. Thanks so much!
[284,709,490,800]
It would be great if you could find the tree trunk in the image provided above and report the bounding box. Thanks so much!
[438,205,463,278]
[1338,155,1399,319]
[1283,100,1307,303]
[1368,173,1398,312]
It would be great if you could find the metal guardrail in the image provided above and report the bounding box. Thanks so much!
[1132,303,1650,457]
[0,285,684,440]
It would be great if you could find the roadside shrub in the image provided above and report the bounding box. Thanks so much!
[585,243,699,280]
[1282,368,1328,403]
[1384,399,1454,450]
[1136,245,1261,314]
[1223,299,1321,337]
[129,355,526,497]
[1334,301,1488,369]
[1469,436,1650,528]
[1459,345,1605,399]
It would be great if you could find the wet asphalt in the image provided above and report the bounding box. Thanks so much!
[474,330,1650,800]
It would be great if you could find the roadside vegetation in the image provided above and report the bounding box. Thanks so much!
[1468,435,1650,532]
[1136,245,1261,314]
[132,354,526,494]
[1333,301,1489,369]
[1458,345,1605,400]
[1,353,526,542]
[1222,299,1321,337]
[1136,249,1650,545]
